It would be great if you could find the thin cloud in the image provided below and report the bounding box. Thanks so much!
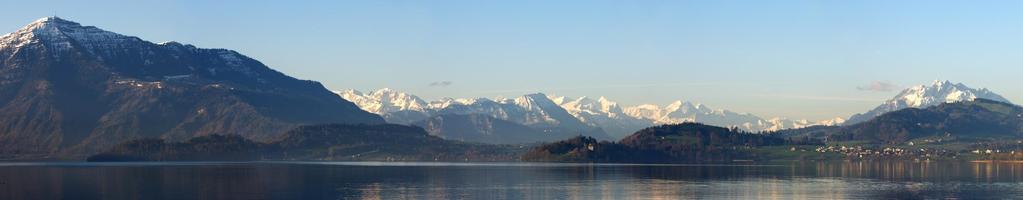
[428,81,453,87]
[857,81,899,92]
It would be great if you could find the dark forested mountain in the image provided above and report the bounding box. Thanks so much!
[0,17,382,159]
[273,124,519,161]
[88,124,522,162]
[520,136,653,163]
[413,114,577,144]
[830,99,1023,144]
[620,123,788,149]
[86,135,266,161]
[523,123,794,163]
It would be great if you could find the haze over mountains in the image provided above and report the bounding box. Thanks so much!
[0,17,382,158]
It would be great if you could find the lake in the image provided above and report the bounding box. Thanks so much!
[2,161,1023,199]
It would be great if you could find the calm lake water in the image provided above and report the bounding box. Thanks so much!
[2,161,1023,199]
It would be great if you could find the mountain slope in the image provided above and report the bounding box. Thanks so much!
[89,124,521,161]
[271,124,515,161]
[832,99,1023,145]
[845,80,1010,124]
[412,114,574,144]
[523,123,792,163]
[558,96,653,138]
[0,17,383,158]
[335,89,430,124]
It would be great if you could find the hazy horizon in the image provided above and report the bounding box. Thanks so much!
[2,1,1020,120]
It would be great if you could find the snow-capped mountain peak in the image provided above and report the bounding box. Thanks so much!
[335,88,429,114]
[845,80,1010,124]
[561,96,621,115]
[896,80,996,107]
[623,104,663,120]
[513,93,550,111]
[559,96,628,124]
[428,97,482,109]
[1,17,143,58]
[550,96,567,105]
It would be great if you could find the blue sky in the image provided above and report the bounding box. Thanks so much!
[2,1,1021,120]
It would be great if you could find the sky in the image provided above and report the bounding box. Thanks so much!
[1,0,1021,120]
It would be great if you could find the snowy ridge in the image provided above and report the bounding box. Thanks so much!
[335,90,595,133]
[0,17,269,82]
[335,88,429,114]
[340,80,1007,135]
[620,100,841,133]
[339,88,844,138]
[0,17,144,58]
[845,80,1011,124]
[556,96,654,138]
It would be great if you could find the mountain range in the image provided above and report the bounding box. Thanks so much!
[338,80,1011,143]
[525,97,1023,163]
[337,88,845,139]
[91,98,1023,163]
[1,16,1018,162]
[339,89,612,141]
[0,17,382,158]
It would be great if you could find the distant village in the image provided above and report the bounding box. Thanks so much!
[789,142,1023,161]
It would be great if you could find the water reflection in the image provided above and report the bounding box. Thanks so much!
[1,161,1023,199]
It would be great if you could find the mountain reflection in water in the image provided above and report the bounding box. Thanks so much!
[1,161,1022,199]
